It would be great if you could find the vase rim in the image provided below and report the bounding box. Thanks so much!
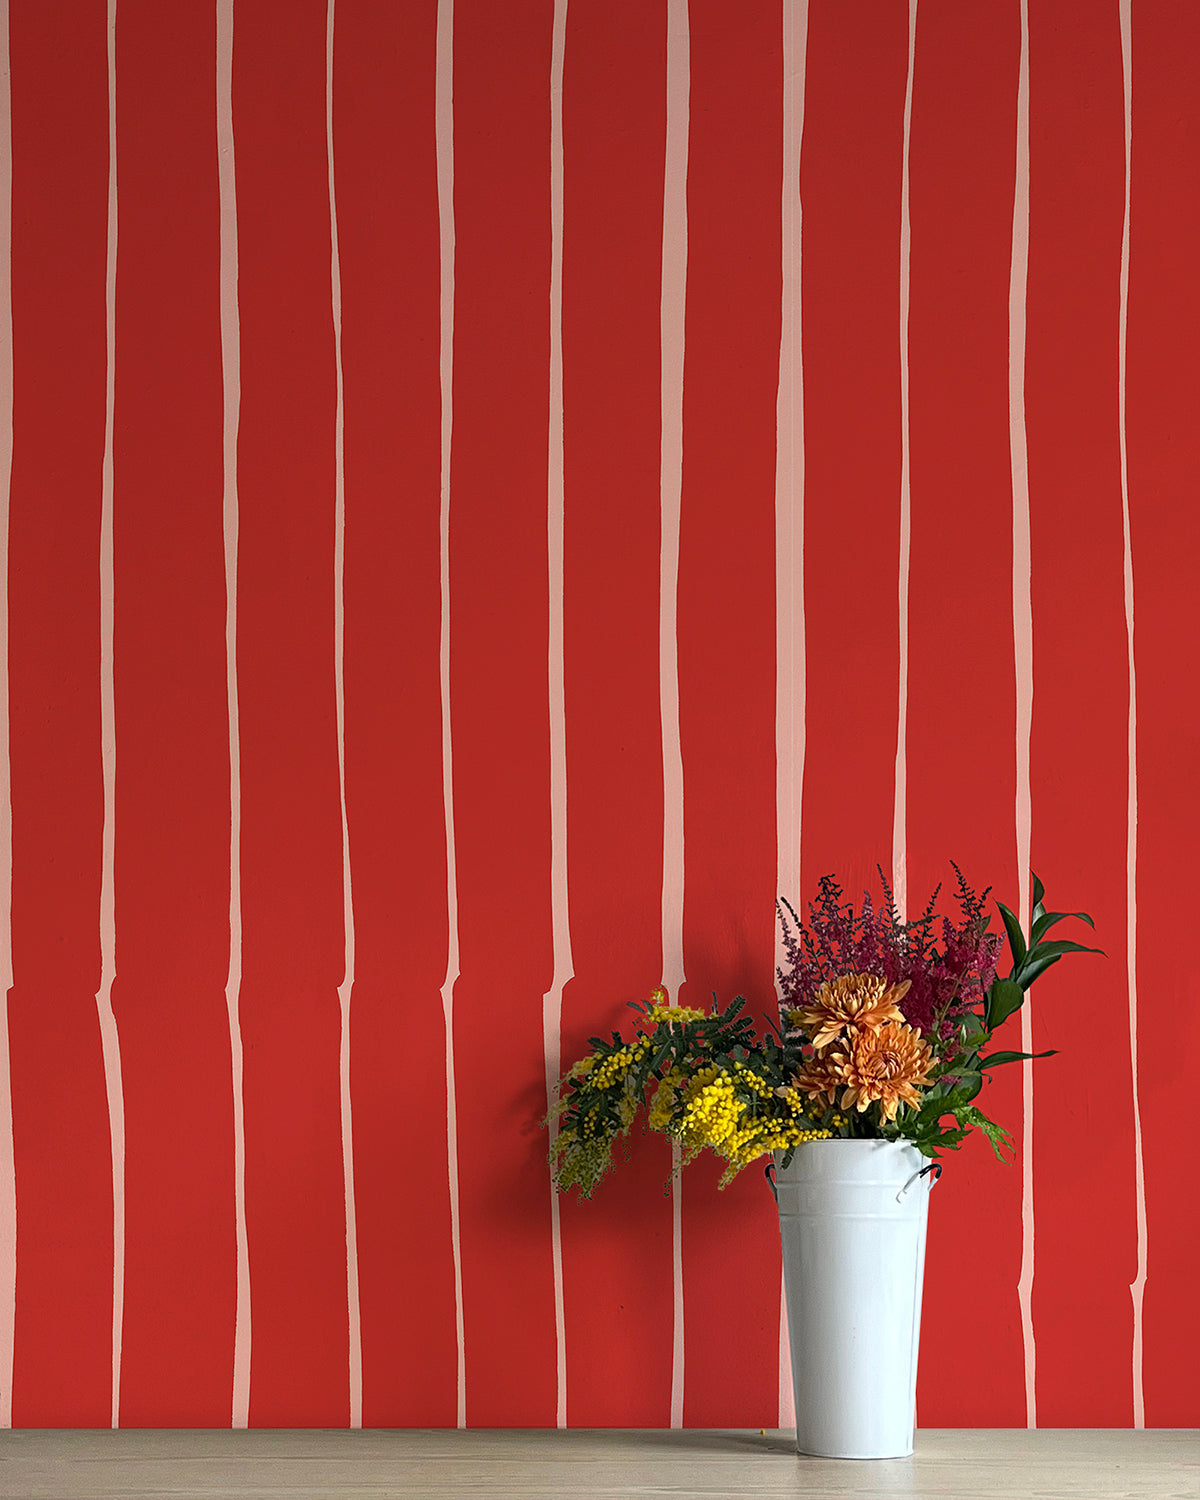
[780,1137,923,1150]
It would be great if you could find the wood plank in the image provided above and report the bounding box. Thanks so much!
[0,1428,1192,1499]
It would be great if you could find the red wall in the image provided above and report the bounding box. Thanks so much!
[0,0,1195,1429]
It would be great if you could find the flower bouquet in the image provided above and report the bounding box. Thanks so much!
[546,867,1099,1458]
[548,867,1098,1198]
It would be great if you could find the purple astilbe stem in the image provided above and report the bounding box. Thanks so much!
[777,864,1002,1042]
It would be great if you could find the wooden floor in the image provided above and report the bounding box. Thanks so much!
[0,1427,1193,1500]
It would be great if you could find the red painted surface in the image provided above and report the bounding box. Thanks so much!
[798,0,906,900]
[558,0,673,1429]
[448,0,559,1428]
[905,0,1025,1427]
[1026,0,1136,1428]
[676,0,781,1429]
[0,0,1193,1429]
[1124,0,1200,1431]
[111,0,238,1426]
[6,0,113,1427]
[234,0,350,1426]
[335,0,459,1429]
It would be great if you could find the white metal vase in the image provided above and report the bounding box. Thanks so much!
[773,1138,938,1460]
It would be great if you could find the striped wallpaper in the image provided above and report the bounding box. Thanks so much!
[0,0,1195,1430]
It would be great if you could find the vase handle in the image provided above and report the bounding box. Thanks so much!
[896,1161,942,1202]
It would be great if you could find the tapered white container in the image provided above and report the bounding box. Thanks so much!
[774,1139,936,1459]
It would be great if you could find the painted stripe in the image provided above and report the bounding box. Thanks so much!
[543,0,569,1433]
[1117,0,1145,1431]
[892,0,917,920]
[325,0,362,1431]
[661,0,689,1432]
[216,0,251,1430]
[1008,0,1036,1430]
[774,0,808,1431]
[96,0,126,1429]
[0,0,14,1431]
[435,0,466,1431]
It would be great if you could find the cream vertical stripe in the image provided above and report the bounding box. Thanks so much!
[1008,0,1036,1430]
[0,0,15,1431]
[325,0,362,1430]
[435,0,467,1430]
[216,0,252,1429]
[1117,0,1146,1430]
[97,0,126,1429]
[774,0,808,1431]
[892,0,917,922]
[543,0,570,1431]
[661,0,689,1433]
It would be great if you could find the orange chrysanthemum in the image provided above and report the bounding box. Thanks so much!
[792,1050,845,1108]
[834,1021,934,1123]
[790,972,912,1050]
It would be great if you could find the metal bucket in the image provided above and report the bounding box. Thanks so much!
[773,1139,937,1459]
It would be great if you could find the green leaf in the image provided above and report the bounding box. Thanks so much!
[930,1074,984,1110]
[1017,938,1103,990]
[1029,909,1096,945]
[1028,938,1105,961]
[985,977,1025,1030]
[646,1039,674,1075]
[996,903,1027,970]
[929,1128,967,1154]
[979,1047,1058,1070]
[1031,872,1046,921]
[1015,952,1060,988]
[917,1081,982,1122]
[957,1105,1015,1162]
